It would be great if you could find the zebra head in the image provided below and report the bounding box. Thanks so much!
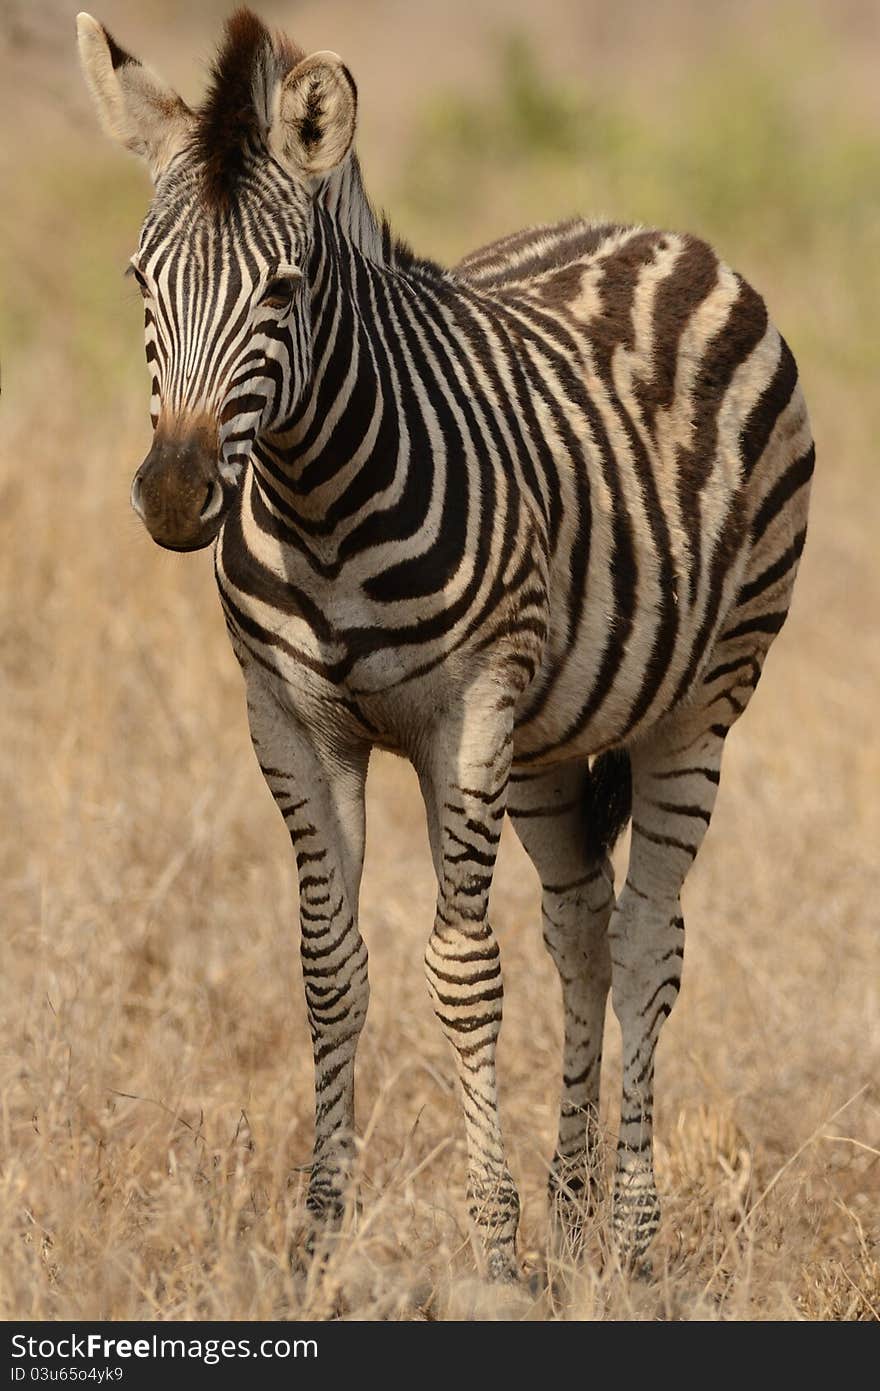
[77,9,358,551]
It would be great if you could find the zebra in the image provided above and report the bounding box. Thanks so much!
[77,8,814,1280]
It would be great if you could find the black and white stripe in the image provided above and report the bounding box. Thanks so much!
[80,9,814,1277]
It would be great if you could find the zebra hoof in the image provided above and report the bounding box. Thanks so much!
[611,1187,661,1271]
[484,1244,522,1284]
[300,1175,356,1265]
[547,1159,602,1261]
[468,1172,521,1282]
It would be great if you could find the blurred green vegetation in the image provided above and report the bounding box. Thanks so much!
[397,31,880,387]
[1,150,149,404]
[401,32,880,245]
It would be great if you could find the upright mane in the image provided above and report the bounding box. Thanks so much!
[194,7,304,209]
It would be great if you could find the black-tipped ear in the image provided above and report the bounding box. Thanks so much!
[76,12,194,181]
[269,51,357,178]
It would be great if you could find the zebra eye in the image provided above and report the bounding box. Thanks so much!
[128,264,150,298]
[261,277,298,311]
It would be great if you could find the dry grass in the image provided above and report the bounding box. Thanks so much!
[1,0,878,1321]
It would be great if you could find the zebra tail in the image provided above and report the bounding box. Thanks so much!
[585,749,632,860]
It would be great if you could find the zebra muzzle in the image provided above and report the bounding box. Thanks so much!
[131,419,231,552]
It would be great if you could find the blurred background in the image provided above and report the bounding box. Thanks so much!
[1,0,878,1320]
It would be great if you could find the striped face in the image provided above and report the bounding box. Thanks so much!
[77,10,359,552]
[129,161,314,552]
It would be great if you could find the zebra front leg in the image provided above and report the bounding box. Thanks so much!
[419,696,520,1281]
[508,762,614,1252]
[246,684,370,1241]
[610,724,723,1266]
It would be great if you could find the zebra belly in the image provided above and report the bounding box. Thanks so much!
[218,468,749,766]
[220,549,742,765]
[509,550,747,764]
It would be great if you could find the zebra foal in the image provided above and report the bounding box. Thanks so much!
[78,8,814,1279]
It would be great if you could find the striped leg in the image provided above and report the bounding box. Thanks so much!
[610,721,723,1264]
[246,683,370,1237]
[420,700,520,1280]
[508,763,614,1248]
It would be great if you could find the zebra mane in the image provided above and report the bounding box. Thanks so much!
[195,7,304,210]
[191,7,433,273]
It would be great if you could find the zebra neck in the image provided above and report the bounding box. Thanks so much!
[314,155,386,265]
[253,210,416,538]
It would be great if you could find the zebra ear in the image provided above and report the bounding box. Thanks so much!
[270,52,357,179]
[76,12,193,182]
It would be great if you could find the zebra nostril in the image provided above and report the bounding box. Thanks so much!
[130,473,145,518]
[199,479,225,523]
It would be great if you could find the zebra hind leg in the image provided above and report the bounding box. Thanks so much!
[609,717,726,1268]
[508,762,616,1256]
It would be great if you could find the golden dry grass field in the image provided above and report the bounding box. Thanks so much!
[1,0,878,1321]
